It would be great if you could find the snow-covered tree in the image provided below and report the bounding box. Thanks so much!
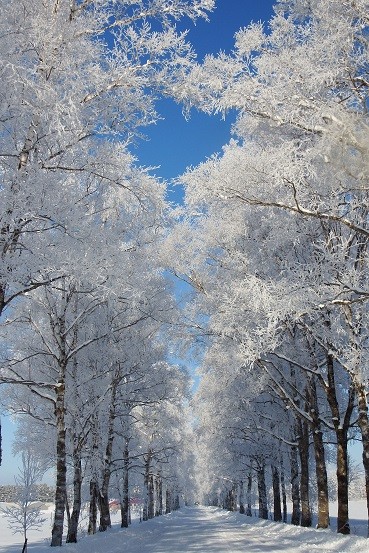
[168,0,369,535]
[0,0,215,320]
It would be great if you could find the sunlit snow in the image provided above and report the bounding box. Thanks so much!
[1,503,369,553]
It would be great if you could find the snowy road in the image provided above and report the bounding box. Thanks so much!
[2,506,369,553]
[119,507,369,553]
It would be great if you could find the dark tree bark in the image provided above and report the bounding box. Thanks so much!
[298,417,312,527]
[143,449,153,521]
[257,462,268,520]
[120,440,130,528]
[158,473,163,516]
[246,471,252,516]
[99,375,120,532]
[155,476,160,516]
[335,428,350,534]
[308,377,330,529]
[271,465,282,522]
[290,443,301,526]
[98,487,111,532]
[0,285,4,321]
[356,382,369,537]
[148,474,155,519]
[66,456,82,543]
[280,459,287,523]
[325,354,355,535]
[239,480,245,514]
[88,480,98,535]
[154,471,163,517]
[165,488,172,514]
[51,381,67,547]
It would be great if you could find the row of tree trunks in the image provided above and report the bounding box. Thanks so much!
[142,453,173,520]
[238,463,288,524]
[226,351,359,535]
[222,484,237,511]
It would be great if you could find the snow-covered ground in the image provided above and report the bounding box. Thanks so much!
[1,502,369,553]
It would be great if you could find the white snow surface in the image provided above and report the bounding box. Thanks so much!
[1,504,369,553]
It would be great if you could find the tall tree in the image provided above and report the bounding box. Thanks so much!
[170,0,369,534]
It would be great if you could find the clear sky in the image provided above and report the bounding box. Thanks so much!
[133,0,277,202]
[0,1,277,485]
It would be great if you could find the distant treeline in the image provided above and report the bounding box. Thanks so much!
[0,484,54,503]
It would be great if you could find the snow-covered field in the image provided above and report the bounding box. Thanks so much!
[1,503,369,553]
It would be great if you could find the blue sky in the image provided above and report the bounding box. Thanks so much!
[134,0,276,202]
[0,0,277,485]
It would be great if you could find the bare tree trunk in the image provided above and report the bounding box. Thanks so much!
[154,471,163,516]
[158,472,163,516]
[290,444,300,526]
[165,488,171,514]
[308,378,329,529]
[336,428,350,534]
[120,440,130,528]
[239,480,245,514]
[143,450,152,521]
[148,474,155,519]
[246,471,252,516]
[326,355,354,535]
[280,459,287,523]
[98,486,111,532]
[298,417,312,527]
[66,456,82,543]
[66,320,83,543]
[51,382,67,547]
[272,465,282,522]
[0,285,5,320]
[356,383,369,537]
[257,462,268,520]
[88,480,98,535]
[233,483,238,511]
[155,476,160,516]
[88,410,99,536]
[222,489,228,510]
[99,377,119,532]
